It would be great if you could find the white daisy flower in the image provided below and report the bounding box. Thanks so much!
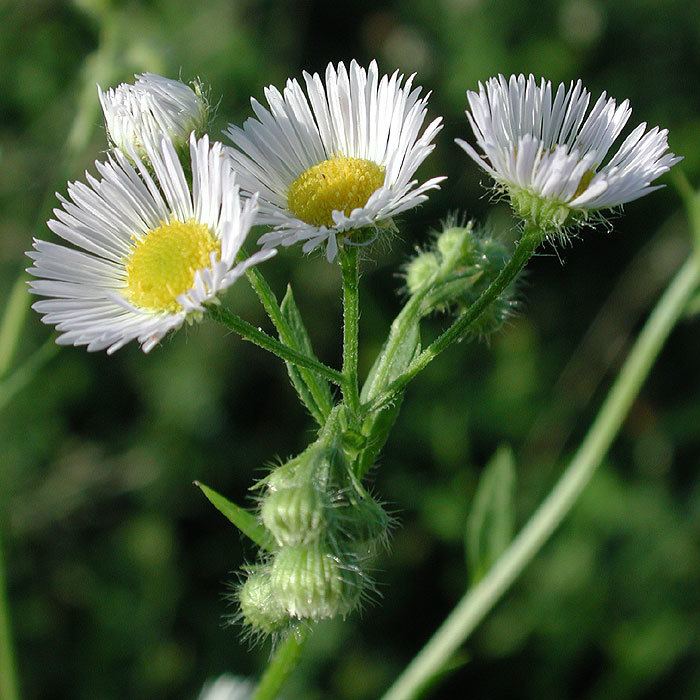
[224,60,445,262]
[457,74,681,231]
[197,675,254,700]
[98,73,208,155]
[27,133,274,354]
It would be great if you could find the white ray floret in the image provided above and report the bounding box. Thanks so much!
[224,60,445,261]
[457,74,681,229]
[98,73,208,154]
[28,133,274,354]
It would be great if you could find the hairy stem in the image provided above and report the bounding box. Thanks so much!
[340,247,361,415]
[381,253,699,700]
[366,227,541,413]
[209,305,344,386]
[252,629,309,700]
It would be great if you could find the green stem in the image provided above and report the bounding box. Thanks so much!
[252,629,309,700]
[0,534,19,700]
[360,280,434,403]
[209,305,344,387]
[340,247,361,415]
[366,228,541,413]
[245,263,333,421]
[381,253,700,700]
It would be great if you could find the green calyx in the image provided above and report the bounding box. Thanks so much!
[241,411,391,631]
[238,569,290,635]
[509,188,574,232]
[404,220,518,335]
[269,543,363,620]
[261,482,328,547]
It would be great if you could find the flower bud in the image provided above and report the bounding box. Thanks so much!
[405,251,440,295]
[436,223,476,270]
[98,73,208,156]
[269,543,363,620]
[337,492,391,544]
[238,569,290,635]
[261,483,329,546]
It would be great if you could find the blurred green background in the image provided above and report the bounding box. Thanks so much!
[1,0,700,698]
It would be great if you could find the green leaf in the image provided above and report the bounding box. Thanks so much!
[280,285,333,425]
[195,481,274,552]
[465,445,516,583]
[356,321,420,477]
[361,319,420,403]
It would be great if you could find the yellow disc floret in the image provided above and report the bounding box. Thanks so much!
[124,218,220,313]
[287,156,385,227]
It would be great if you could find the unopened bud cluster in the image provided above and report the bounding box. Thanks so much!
[237,422,390,638]
[405,220,517,336]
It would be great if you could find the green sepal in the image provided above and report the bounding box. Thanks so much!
[465,445,516,583]
[280,285,334,425]
[195,481,275,552]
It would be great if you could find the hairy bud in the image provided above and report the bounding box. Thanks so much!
[238,569,290,635]
[337,489,391,544]
[261,483,329,546]
[404,219,517,335]
[405,251,440,295]
[269,543,363,620]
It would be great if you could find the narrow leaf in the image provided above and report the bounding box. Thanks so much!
[465,445,516,583]
[195,481,274,551]
[361,320,420,403]
[280,285,333,424]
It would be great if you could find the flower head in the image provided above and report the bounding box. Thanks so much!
[225,60,445,261]
[28,134,273,354]
[98,73,208,155]
[457,74,681,232]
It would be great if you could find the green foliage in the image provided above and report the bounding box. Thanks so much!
[195,482,274,552]
[280,285,333,425]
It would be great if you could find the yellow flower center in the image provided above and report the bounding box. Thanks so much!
[124,219,220,313]
[287,156,385,227]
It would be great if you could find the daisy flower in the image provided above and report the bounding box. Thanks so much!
[98,73,208,155]
[457,74,681,232]
[27,133,274,354]
[224,60,445,261]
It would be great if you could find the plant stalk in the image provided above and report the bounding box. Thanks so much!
[209,305,344,386]
[381,252,699,700]
[367,227,541,412]
[252,629,309,700]
[340,247,361,415]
